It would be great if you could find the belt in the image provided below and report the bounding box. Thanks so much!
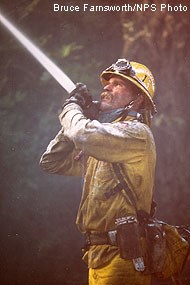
[85,225,145,248]
[85,230,118,247]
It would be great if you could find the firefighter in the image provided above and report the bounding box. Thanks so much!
[40,59,157,285]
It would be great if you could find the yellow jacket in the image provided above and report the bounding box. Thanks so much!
[40,103,156,268]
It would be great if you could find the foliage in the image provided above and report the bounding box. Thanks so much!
[121,0,190,225]
[0,0,190,284]
[0,1,122,284]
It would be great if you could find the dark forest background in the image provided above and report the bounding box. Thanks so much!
[0,0,190,284]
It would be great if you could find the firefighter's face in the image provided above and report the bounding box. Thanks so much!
[100,76,137,111]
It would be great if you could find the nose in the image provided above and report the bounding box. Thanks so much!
[104,82,112,91]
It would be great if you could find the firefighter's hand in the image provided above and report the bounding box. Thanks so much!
[63,82,92,110]
[83,101,101,120]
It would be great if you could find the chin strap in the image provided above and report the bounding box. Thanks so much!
[119,97,154,127]
[118,99,143,122]
[98,99,143,123]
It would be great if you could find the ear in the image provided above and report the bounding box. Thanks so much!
[133,94,145,111]
[137,94,144,104]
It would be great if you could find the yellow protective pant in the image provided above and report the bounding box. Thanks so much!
[89,254,151,285]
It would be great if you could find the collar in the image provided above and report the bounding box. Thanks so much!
[98,108,142,123]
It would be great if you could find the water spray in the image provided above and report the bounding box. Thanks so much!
[0,11,76,93]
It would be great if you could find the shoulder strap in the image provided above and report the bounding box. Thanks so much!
[112,163,158,222]
[112,163,138,212]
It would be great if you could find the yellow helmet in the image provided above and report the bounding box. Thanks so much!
[100,58,156,114]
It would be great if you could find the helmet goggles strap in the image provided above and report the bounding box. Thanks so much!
[106,59,147,93]
[106,59,135,77]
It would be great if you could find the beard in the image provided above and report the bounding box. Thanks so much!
[100,92,113,111]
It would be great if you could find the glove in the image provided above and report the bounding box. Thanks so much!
[62,82,92,109]
[83,101,101,120]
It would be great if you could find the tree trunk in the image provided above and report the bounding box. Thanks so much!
[121,2,190,224]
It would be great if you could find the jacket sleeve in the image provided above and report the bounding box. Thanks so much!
[39,128,87,176]
[59,103,151,163]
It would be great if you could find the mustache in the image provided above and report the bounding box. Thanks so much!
[101,91,113,100]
